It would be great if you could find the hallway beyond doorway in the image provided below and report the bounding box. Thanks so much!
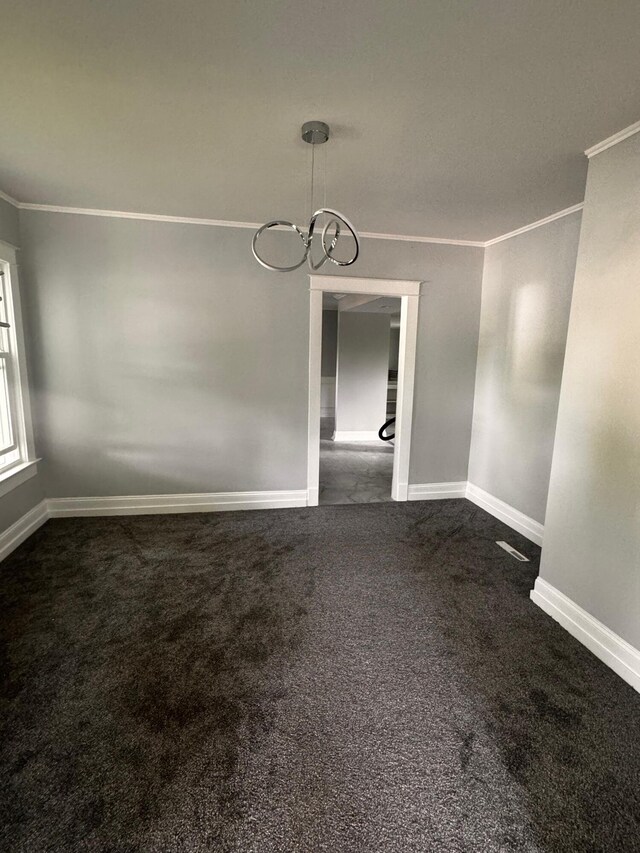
[307,275,421,506]
[319,417,393,505]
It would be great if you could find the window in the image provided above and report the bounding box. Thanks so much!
[0,244,35,483]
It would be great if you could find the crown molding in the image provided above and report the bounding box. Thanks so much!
[18,203,485,247]
[19,203,264,231]
[359,230,483,247]
[484,203,584,247]
[585,119,640,159]
[0,188,20,207]
[5,194,584,249]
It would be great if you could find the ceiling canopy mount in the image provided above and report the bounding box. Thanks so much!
[301,120,329,145]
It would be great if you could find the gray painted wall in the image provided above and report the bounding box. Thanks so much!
[389,326,400,373]
[325,239,484,485]
[539,133,640,650]
[0,198,45,535]
[19,212,310,496]
[468,212,581,523]
[18,209,484,497]
[321,310,338,377]
[335,312,390,434]
[0,196,20,248]
[0,476,44,532]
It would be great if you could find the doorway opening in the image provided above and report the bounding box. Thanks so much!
[307,275,421,506]
[318,295,399,504]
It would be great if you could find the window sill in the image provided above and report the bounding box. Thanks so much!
[0,460,39,499]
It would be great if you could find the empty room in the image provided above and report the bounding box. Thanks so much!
[1,2,639,850]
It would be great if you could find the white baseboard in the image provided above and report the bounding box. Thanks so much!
[0,499,48,562]
[465,482,544,546]
[333,430,381,442]
[392,481,409,502]
[408,482,467,500]
[1,490,309,561]
[531,577,640,694]
[47,489,308,517]
[320,377,335,420]
[406,481,544,545]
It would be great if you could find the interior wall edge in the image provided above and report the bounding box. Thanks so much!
[538,126,640,652]
[467,208,582,530]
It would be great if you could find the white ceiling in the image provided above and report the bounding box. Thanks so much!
[1,1,640,241]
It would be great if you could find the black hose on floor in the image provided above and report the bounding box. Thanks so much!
[378,417,395,441]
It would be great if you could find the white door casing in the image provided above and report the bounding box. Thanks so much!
[307,275,421,505]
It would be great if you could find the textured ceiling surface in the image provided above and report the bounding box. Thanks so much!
[1,0,640,240]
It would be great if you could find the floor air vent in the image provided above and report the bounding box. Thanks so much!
[496,541,529,562]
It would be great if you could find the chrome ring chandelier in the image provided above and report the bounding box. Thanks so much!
[252,121,360,272]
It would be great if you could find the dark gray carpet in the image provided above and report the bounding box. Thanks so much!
[1,500,639,852]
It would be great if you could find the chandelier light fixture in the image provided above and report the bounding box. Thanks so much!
[252,121,360,272]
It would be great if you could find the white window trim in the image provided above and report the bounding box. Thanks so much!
[0,239,37,493]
